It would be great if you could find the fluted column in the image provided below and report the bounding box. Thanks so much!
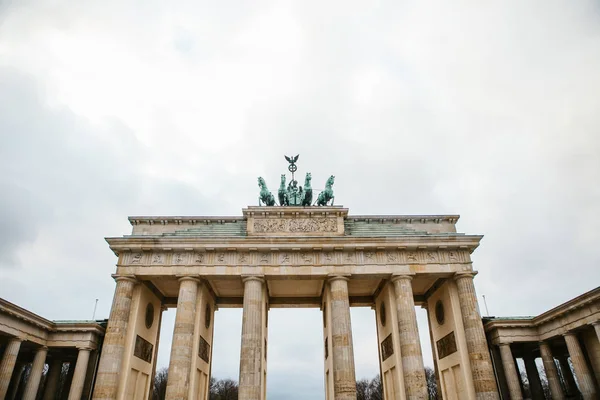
[328,275,357,400]
[539,342,564,400]
[6,362,25,400]
[92,275,138,400]
[0,337,23,399]
[391,274,427,399]
[498,343,523,400]
[523,354,543,400]
[68,348,92,400]
[166,276,201,400]
[239,276,265,400]
[564,332,597,399]
[43,358,63,400]
[23,346,48,400]
[454,272,499,399]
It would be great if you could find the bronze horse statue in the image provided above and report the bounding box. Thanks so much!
[258,177,276,206]
[316,175,334,206]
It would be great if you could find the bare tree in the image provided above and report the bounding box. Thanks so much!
[368,374,383,400]
[152,367,168,400]
[425,367,438,400]
[209,378,238,400]
[152,371,238,400]
[356,378,370,400]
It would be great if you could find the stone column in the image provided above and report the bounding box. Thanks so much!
[68,348,92,400]
[557,355,577,396]
[454,272,499,399]
[23,346,48,400]
[498,343,523,400]
[92,275,138,400]
[0,337,23,399]
[564,332,597,399]
[539,342,564,400]
[43,358,63,400]
[6,362,25,400]
[239,276,266,400]
[166,276,201,400]
[391,274,427,399]
[523,354,543,400]
[328,275,357,400]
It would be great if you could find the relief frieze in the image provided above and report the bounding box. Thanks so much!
[198,336,210,363]
[122,249,468,266]
[173,252,186,264]
[193,252,205,264]
[151,253,164,264]
[253,217,337,233]
[436,331,457,360]
[381,334,394,361]
[280,252,291,264]
[134,335,153,363]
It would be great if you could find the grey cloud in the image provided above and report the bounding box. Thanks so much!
[1,1,600,399]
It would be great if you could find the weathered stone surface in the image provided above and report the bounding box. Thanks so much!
[392,274,428,400]
[92,276,137,400]
[0,337,22,399]
[239,276,265,400]
[539,342,564,400]
[166,276,200,400]
[564,332,597,399]
[328,276,357,400]
[23,346,48,400]
[68,348,92,400]
[454,273,499,400]
[498,344,522,400]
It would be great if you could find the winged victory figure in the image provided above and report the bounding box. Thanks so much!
[285,154,299,164]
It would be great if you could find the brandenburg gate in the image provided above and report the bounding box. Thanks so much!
[91,158,499,400]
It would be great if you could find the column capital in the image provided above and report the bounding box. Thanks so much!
[326,274,350,283]
[8,337,23,343]
[453,271,478,281]
[499,342,513,347]
[391,273,415,282]
[591,320,600,326]
[563,331,577,338]
[177,275,201,284]
[241,275,265,283]
[76,346,93,352]
[111,274,138,284]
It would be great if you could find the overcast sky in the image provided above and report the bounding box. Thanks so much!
[1,1,600,399]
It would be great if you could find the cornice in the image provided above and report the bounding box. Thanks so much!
[483,286,600,333]
[0,298,54,331]
[0,298,106,335]
[127,212,460,225]
[107,235,482,247]
[532,287,600,325]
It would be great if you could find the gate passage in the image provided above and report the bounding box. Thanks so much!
[92,204,499,400]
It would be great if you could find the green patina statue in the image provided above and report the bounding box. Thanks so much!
[302,172,312,206]
[258,177,276,206]
[316,175,335,206]
[257,155,334,207]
